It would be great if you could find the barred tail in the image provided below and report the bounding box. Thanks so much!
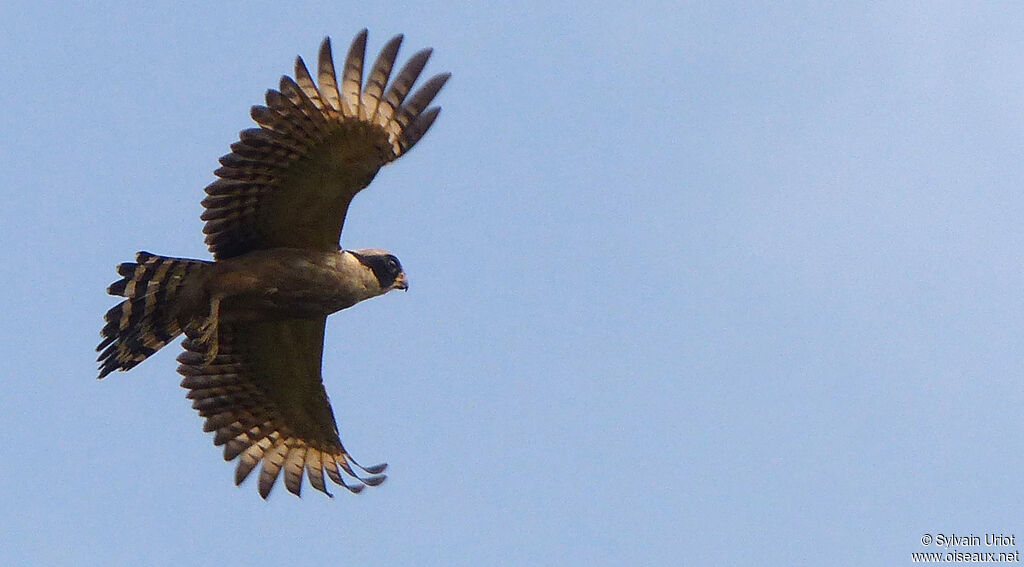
[97,251,211,378]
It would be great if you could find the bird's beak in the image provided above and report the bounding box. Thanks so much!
[394,273,409,291]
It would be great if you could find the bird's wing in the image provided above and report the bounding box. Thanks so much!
[202,30,449,259]
[177,317,386,498]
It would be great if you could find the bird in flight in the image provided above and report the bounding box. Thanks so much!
[96,30,449,498]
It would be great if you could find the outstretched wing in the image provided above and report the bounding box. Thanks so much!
[177,318,386,498]
[202,30,449,259]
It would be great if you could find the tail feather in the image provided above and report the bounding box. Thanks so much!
[97,251,210,378]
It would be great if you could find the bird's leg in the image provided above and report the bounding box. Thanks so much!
[199,294,223,365]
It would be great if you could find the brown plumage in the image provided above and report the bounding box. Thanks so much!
[97,30,447,498]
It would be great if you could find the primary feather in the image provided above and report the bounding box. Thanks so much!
[201,30,449,260]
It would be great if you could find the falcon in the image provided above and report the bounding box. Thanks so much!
[96,30,449,498]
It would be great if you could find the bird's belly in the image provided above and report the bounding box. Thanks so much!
[225,290,360,320]
[209,249,366,320]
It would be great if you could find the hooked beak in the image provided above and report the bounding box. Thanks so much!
[394,272,409,291]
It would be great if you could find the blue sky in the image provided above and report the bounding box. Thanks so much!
[2,2,1023,565]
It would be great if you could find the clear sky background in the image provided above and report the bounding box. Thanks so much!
[2,2,1023,565]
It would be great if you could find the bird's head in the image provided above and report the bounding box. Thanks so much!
[348,248,408,295]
